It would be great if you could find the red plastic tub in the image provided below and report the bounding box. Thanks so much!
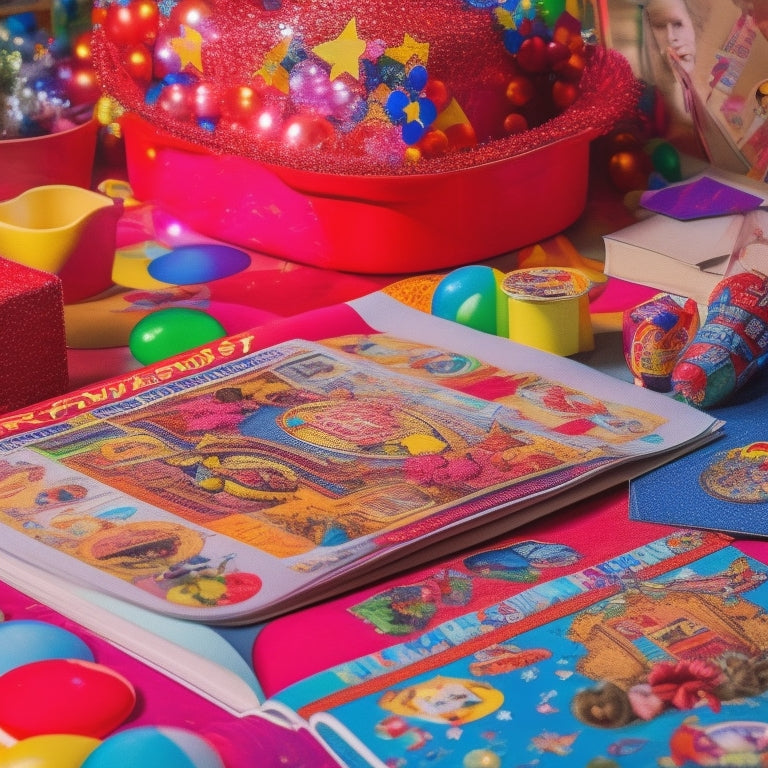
[0,120,99,202]
[122,112,597,274]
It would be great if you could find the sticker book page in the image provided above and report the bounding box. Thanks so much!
[269,534,768,768]
[252,486,673,697]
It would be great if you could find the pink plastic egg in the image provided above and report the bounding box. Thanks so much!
[0,659,136,740]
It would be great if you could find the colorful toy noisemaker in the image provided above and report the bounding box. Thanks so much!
[671,271,768,408]
[623,293,700,392]
[91,0,639,273]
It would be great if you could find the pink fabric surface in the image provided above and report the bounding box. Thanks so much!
[0,580,338,768]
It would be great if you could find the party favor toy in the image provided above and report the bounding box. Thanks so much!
[91,0,639,273]
[623,293,700,392]
[501,266,593,355]
[671,271,768,408]
[0,258,68,414]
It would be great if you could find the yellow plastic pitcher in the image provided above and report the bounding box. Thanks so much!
[0,185,122,302]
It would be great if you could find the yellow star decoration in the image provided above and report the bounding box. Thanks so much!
[494,8,515,30]
[256,36,292,93]
[403,100,422,123]
[169,24,204,73]
[313,18,366,81]
[433,98,471,131]
[384,34,429,66]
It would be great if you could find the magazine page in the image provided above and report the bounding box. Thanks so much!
[0,295,722,625]
[266,533,768,768]
[606,0,768,177]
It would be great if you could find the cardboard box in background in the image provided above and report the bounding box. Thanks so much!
[602,0,768,182]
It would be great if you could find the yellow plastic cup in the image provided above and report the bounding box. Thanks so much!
[0,185,122,302]
[501,267,594,356]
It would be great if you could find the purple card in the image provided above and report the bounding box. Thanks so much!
[640,176,764,220]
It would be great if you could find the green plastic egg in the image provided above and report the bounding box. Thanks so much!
[129,308,227,365]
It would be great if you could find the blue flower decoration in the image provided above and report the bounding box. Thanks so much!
[384,65,437,145]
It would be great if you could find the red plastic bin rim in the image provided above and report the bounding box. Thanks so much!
[106,41,638,178]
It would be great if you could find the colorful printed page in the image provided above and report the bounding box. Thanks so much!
[630,372,768,536]
[252,486,673,696]
[0,294,721,625]
[266,529,768,768]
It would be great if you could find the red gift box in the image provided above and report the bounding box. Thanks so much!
[0,259,69,414]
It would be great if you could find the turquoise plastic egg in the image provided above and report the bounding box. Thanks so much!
[129,308,227,365]
[0,658,136,740]
[431,265,508,336]
[0,733,101,768]
[80,726,225,768]
[147,244,251,286]
[0,620,94,676]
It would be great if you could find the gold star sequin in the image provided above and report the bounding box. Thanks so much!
[256,36,292,93]
[403,100,422,123]
[433,98,470,131]
[384,34,429,66]
[169,24,204,73]
[313,18,366,80]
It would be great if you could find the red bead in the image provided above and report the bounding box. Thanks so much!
[122,43,153,86]
[505,74,534,107]
[282,114,335,150]
[503,112,528,134]
[418,128,450,158]
[222,85,260,124]
[104,0,159,47]
[552,79,579,111]
[516,36,548,73]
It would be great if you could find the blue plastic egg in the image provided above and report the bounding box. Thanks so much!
[431,265,508,336]
[147,244,251,286]
[129,308,227,365]
[0,620,94,676]
[80,726,225,768]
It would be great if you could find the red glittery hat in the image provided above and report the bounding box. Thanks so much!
[91,0,640,176]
